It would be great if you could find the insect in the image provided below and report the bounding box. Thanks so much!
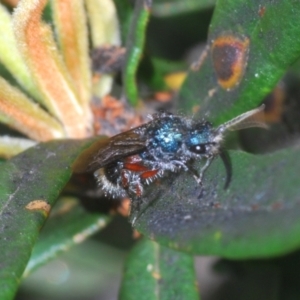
[85,105,266,203]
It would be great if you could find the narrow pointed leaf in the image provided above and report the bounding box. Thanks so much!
[114,0,134,44]
[85,0,120,47]
[13,0,90,138]
[0,4,42,102]
[85,0,121,97]
[0,77,64,141]
[51,0,92,108]
[123,0,151,106]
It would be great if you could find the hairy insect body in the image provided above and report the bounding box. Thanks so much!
[95,113,225,198]
[92,106,266,199]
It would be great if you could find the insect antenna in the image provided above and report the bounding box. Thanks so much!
[217,104,268,134]
[213,105,267,189]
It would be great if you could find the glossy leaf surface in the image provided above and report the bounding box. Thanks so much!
[0,138,101,299]
[123,0,151,105]
[134,148,300,258]
[179,0,300,124]
[125,0,300,261]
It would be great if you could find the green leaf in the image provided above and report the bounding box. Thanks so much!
[179,0,300,124]
[138,56,186,90]
[0,138,102,299]
[213,258,280,299]
[133,148,300,259]
[0,136,36,158]
[120,239,199,300]
[152,0,216,17]
[134,0,300,260]
[114,0,133,44]
[24,197,110,277]
[21,239,126,299]
[123,0,151,106]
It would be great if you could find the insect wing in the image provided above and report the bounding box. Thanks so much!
[86,129,147,172]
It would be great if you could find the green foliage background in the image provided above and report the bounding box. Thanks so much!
[0,0,300,299]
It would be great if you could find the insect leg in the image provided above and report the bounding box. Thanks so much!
[219,149,232,189]
[190,156,215,185]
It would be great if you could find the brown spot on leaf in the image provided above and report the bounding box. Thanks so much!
[25,200,51,216]
[271,202,282,210]
[152,271,162,280]
[211,34,250,90]
[213,202,221,209]
[251,204,260,211]
[258,5,266,17]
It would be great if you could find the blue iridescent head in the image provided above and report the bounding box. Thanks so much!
[185,121,215,155]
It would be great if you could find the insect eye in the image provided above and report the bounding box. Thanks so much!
[189,144,207,154]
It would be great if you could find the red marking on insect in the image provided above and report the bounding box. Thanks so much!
[123,155,149,172]
[119,154,161,197]
[125,157,159,179]
[135,183,143,197]
[124,162,149,172]
[121,170,129,188]
[140,169,159,179]
[123,155,159,179]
